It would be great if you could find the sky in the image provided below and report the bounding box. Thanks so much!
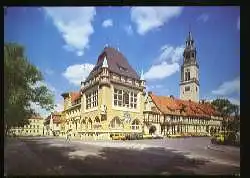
[4,7,240,118]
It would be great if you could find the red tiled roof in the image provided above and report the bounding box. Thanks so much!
[30,115,43,120]
[45,112,62,124]
[149,93,220,118]
[70,92,81,103]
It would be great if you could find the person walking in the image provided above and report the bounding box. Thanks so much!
[65,131,71,143]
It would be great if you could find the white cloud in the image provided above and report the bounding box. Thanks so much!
[197,13,209,23]
[131,7,183,35]
[237,16,240,30]
[144,44,184,80]
[102,19,113,28]
[43,7,96,56]
[159,45,185,63]
[212,76,240,96]
[55,103,64,112]
[62,63,94,86]
[146,84,163,90]
[124,25,133,35]
[144,62,179,80]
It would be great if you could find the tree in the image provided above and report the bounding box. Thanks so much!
[149,125,156,135]
[4,43,55,136]
[211,98,240,133]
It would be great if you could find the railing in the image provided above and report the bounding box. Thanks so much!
[110,78,144,90]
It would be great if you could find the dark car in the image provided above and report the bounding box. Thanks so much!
[125,133,143,140]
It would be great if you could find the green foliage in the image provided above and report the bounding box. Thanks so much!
[211,98,240,132]
[4,42,55,133]
[211,98,232,117]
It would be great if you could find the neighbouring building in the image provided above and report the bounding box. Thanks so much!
[143,93,222,136]
[61,92,81,137]
[44,112,62,136]
[55,31,223,139]
[9,115,45,136]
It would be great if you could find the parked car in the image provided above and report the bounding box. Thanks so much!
[111,133,126,140]
[211,131,239,146]
[125,133,143,140]
[143,134,153,139]
[152,134,163,139]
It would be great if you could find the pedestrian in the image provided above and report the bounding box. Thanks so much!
[65,132,71,143]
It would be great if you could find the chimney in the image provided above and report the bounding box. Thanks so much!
[202,100,205,104]
[170,95,174,99]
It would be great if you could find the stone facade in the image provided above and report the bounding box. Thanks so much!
[9,116,45,136]
[144,93,222,136]
[60,47,146,140]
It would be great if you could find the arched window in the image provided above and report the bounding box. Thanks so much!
[131,119,140,130]
[80,119,86,131]
[87,118,92,129]
[93,116,101,129]
[109,117,123,129]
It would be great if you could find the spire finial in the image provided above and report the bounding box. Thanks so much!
[102,56,108,68]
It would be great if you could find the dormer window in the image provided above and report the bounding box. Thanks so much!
[117,63,128,72]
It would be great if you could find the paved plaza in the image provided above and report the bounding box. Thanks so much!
[4,137,240,175]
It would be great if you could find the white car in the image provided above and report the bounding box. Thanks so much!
[152,134,163,139]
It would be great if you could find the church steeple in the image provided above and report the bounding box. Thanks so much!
[183,31,197,65]
[180,30,200,102]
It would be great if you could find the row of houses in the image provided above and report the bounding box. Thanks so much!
[9,32,225,140]
[41,40,223,140]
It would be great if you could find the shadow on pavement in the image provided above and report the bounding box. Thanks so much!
[5,137,239,175]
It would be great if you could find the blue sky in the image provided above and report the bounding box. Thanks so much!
[4,7,240,117]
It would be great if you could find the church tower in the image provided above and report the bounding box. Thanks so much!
[180,31,199,102]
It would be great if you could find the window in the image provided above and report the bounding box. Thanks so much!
[92,90,98,107]
[37,125,39,129]
[196,87,198,91]
[37,130,39,133]
[86,93,91,109]
[114,88,137,109]
[114,88,122,106]
[130,92,137,109]
[185,86,190,91]
[123,91,129,107]
[86,90,98,109]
